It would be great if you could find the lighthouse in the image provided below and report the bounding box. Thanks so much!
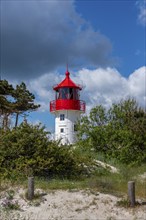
[50,69,86,145]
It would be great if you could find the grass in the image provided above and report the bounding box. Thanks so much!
[0,163,145,199]
[89,164,146,198]
[116,198,141,208]
[1,189,20,211]
[35,178,89,190]
[1,200,20,210]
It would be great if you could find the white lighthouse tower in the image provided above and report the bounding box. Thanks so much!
[50,69,86,145]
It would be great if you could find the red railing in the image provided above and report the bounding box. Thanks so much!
[50,99,86,112]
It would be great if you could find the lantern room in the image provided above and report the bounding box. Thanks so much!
[50,70,85,112]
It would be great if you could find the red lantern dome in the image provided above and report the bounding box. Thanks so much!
[50,70,85,112]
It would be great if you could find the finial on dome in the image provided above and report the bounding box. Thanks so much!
[65,70,70,77]
[65,63,70,76]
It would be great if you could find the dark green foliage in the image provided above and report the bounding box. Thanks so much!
[0,80,14,96]
[0,80,14,114]
[0,80,40,129]
[77,98,146,165]
[77,105,108,152]
[0,123,87,179]
[0,80,15,129]
[12,82,40,127]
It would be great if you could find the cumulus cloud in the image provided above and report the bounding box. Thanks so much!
[1,0,113,80]
[28,66,146,114]
[28,72,63,112]
[128,66,146,107]
[73,68,129,112]
[136,0,146,26]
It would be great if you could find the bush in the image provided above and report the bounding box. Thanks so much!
[0,123,88,180]
[77,98,146,165]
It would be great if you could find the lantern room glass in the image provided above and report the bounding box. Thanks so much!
[56,88,80,100]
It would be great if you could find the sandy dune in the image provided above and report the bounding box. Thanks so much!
[0,189,146,220]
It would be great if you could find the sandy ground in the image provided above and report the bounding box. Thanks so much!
[0,188,146,220]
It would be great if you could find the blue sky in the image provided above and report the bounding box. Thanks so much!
[76,0,145,76]
[1,0,146,133]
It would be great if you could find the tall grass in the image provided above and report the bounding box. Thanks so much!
[0,163,145,199]
[87,162,146,198]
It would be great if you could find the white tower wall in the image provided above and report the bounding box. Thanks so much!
[55,110,81,145]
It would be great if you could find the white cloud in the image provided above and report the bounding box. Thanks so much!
[128,66,146,107]
[28,66,146,114]
[72,68,129,112]
[27,72,63,112]
[136,0,146,26]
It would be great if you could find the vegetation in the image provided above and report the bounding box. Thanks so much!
[0,80,40,129]
[0,123,89,180]
[0,79,146,200]
[77,98,146,165]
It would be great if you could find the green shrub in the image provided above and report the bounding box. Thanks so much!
[77,98,146,165]
[0,123,89,180]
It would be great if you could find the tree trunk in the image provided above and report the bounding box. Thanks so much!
[15,113,19,128]
[2,113,9,130]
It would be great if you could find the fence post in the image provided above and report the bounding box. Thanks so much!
[28,177,34,200]
[128,181,135,207]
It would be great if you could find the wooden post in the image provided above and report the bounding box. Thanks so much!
[28,177,34,200]
[128,181,135,207]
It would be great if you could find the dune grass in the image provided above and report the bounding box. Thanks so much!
[0,163,145,199]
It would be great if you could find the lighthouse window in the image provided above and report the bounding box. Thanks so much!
[69,88,73,99]
[60,114,65,121]
[56,90,59,99]
[58,88,68,99]
[58,88,74,100]
[74,89,80,100]
[60,128,64,133]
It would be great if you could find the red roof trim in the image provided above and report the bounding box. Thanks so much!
[53,71,82,90]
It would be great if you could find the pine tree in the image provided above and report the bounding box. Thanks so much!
[12,82,40,127]
[0,80,14,129]
[0,80,40,128]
